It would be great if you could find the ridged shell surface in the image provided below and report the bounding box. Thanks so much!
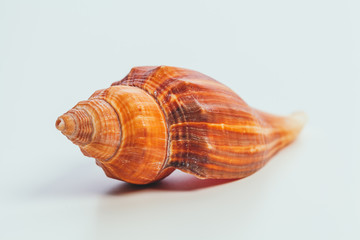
[112,66,305,179]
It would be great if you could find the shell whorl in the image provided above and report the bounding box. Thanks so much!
[114,66,306,179]
[56,85,172,184]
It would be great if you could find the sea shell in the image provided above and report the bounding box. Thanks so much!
[56,66,306,184]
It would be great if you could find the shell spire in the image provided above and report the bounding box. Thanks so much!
[56,66,306,184]
[56,108,94,146]
[56,98,121,161]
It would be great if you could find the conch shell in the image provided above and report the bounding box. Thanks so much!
[56,66,306,184]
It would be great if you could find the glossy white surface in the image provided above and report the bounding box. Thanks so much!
[0,1,359,239]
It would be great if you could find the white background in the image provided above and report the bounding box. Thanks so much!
[0,1,359,239]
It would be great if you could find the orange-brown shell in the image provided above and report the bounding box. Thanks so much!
[56,66,306,184]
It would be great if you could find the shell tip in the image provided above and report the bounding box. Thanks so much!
[290,111,307,127]
[55,117,65,132]
[288,111,307,136]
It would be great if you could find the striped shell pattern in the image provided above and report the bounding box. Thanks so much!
[56,66,306,184]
